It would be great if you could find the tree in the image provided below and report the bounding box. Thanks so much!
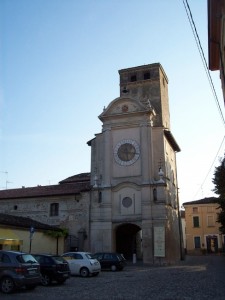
[212,155,225,233]
[45,228,68,254]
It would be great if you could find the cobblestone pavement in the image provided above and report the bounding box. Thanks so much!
[1,255,225,300]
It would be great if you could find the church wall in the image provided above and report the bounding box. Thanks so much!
[164,207,181,262]
[90,221,112,253]
[141,220,154,263]
[152,128,165,178]
[159,66,170,129]
[90,133,104,187]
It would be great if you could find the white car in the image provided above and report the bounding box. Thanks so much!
[62,252,101,277]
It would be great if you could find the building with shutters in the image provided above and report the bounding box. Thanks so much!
[183,197,224,254]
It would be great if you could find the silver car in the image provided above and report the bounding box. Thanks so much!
[62,252,101,277]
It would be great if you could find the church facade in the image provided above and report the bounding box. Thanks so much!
[88,63,181,264]
[0,63,182,264]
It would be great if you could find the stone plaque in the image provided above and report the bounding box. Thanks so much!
[154,226,165,257]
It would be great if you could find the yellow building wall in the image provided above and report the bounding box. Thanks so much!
[0,226,64,255]
[184,203,223,254]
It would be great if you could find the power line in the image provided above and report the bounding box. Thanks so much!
[182,0,225,199]
[193,135,225,199]
[183,0,225,127]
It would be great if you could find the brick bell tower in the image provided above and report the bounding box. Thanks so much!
[88,63,182,264]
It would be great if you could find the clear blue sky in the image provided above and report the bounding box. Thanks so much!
[0,0,224,206]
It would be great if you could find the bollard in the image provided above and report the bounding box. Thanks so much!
[133,253,136,264]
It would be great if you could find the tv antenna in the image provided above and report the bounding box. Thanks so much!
[0,171,11,189]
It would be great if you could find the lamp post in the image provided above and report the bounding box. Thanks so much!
[29,227,35,253]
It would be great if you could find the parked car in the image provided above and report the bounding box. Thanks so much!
[32,254,70,286]
[0,250,41,294]
[62,252,101,277]
[92,252,126,271]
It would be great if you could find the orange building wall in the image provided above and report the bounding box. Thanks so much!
[184,203,224,254]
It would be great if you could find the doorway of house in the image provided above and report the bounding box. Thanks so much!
[206,235,218,253]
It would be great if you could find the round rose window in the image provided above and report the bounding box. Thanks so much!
[122,197,132,208]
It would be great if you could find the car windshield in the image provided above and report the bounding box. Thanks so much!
[52,256,66,263]
[85,253,92,259]
[17,254,38,264]
[119,254,126,260]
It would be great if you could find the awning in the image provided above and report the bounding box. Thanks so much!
[0,228,23,245]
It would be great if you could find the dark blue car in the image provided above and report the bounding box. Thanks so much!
[0,250,41,294]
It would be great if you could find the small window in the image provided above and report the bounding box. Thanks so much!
[194,236,201,249]
[122,197,132,208]
[193,216,200,227]
[144,72,150,80]
[98,191,102,203]
[193,207,198,213]
[50,203,59,217]
[130,75,137,82]
[153,188,157,201]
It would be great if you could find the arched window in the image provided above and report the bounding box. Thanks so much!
[153,188,157,201]
[98,191,102,203]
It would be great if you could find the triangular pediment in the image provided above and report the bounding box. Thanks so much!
[99,97,154,121]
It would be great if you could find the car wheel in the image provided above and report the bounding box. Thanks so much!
[92,272,99,277]
[41,273,52,286]
[80,267,89,277]
[111,265,117,271]
[0,277,15,294]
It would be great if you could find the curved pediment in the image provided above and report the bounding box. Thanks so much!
[99,97,155,121]
[112,181,141,192]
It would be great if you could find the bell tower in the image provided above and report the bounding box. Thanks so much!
[88,63,182,264]
[119,63,170,129]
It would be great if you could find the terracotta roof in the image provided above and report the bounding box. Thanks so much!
[0,213,59,231]
[183,197,218,206]
[59,172,91,184]
[0,181,91,200]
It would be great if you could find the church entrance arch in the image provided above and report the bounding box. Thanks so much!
[116,223,142,261]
